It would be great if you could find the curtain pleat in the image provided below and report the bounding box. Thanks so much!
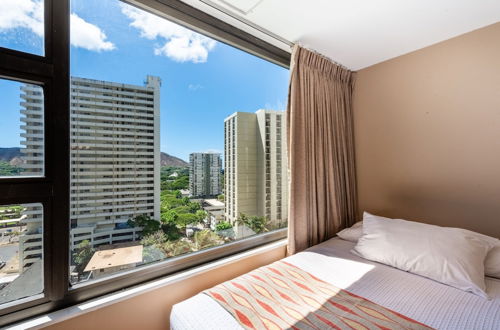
[287,45,358,254]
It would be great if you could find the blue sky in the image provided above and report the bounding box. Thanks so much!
[0,0,289,161]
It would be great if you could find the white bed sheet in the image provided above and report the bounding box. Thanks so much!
[170,238,500,329]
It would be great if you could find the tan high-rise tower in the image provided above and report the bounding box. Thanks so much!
[224,110,288,229]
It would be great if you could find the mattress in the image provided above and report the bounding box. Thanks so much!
[170,238,500,330]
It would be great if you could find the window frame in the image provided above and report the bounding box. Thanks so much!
[0,0,70,325]
[0,0,290,326]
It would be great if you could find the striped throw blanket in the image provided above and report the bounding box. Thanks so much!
[204,260,432,329]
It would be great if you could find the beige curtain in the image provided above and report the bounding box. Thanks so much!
[286,45,358,255]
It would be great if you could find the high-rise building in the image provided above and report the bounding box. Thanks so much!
[189,152,222,197]
[18,84,45,269]
[18,76,161,269]
[224,110,288,228]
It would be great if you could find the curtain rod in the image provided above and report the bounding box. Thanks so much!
[198,1,350,70]
[293,43,352,72]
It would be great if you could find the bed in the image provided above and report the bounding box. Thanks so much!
[171,237,500,329]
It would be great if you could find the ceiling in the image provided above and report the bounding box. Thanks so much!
[182,0,500,70]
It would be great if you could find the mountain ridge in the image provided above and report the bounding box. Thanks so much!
[0,147,188,167]
[160,152,188,167]
[0,147,22,162]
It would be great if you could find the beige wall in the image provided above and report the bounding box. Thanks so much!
[42,243,286,330]
[354,22,500,237]
[35,21,500,330]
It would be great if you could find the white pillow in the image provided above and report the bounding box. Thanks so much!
[336,221,363,242]
[345,217,500,278]
[353,212,498,298]
[486,244,500,278]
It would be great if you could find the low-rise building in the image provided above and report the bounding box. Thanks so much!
[202,199,225,228]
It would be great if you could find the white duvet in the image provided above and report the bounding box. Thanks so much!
[171,238,500,330]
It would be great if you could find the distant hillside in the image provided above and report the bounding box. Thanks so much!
[161,152,188,167]
[0,147,188,168]
[0,148,22,162]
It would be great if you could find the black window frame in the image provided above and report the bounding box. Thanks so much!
[0,0,290,326]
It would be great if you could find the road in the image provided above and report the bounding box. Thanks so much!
[0,226,24,245]
[0,244,18,263]
[0,226,24,236]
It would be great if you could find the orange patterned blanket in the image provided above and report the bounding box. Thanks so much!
[204,260,432,330]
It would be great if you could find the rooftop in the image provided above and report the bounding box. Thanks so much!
[204,199,225,207]
[84,245,143,272]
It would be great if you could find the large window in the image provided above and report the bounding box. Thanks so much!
[0,0,289,325]
[66,0,289,285]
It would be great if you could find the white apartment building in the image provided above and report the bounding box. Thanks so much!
[224,110,288,229]
[18,76,161,270]
[18,85,45,268]
[189,152,222,197]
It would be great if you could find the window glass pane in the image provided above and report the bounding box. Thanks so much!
[0,203,44,306]
[0,0,44,56]
[0,78,44,178]
[69,0,288,285]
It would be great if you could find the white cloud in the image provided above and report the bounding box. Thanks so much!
[0,0,115,52]
[70,14,115,52]
[0,0,44,36]
[120,4,216,63]
[188,84,204,91]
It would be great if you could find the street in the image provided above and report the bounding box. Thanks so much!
[0,243,18,264]
[0,226,24,245]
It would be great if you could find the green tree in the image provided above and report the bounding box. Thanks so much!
[161,210,178,224]
[188,201,201,212]
[217,194,225,202]
[162,175,189,191]
[235,213,269,234]
[127,214,160,236]
[176,213,200,228]
[248,215,268,233]
[195,210,207,222]
[0,162,24,176]
[162,239,194,257]
[215,221,232,231]
[161,222,181,241]
[141,231,167,246]
[170,205,191,214]
[161,196,184,210]
[235,213,249,228]
[192,230,224,251]
[73,240,95,273]
[141,231,168,263]
[160,167,189,189]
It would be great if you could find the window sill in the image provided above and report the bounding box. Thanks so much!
[8,239,287,330]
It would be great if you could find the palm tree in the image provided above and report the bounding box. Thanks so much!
[235,213,269,233]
